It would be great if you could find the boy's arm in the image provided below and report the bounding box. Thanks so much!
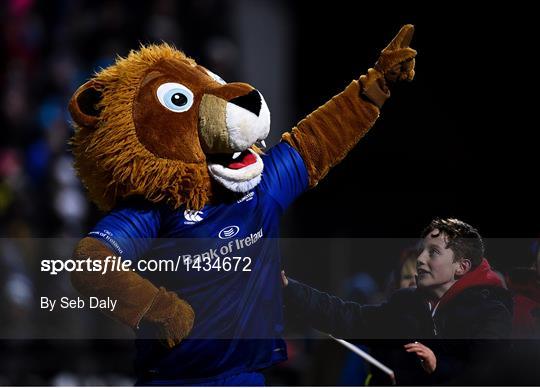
[282,24,416,187]
[284,277,389,339]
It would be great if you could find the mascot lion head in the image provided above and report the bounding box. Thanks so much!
[69,43,270,211]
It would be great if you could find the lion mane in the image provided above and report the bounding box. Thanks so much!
[70,44,212,211]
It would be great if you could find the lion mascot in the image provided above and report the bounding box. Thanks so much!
[68,25,416,385]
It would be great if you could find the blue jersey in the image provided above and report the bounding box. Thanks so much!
[88,142,308,384]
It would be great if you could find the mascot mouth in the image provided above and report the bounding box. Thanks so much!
[208,149,258,170]
[207,148,264,193]
[200,88,270,193]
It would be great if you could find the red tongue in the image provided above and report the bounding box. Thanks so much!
[228,152,257,170]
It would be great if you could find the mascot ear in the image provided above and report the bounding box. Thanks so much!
[68,80,102,128]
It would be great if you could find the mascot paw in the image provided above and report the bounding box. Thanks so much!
[359,68,390,108]
[143,287,195,348]
[374,24,417,83]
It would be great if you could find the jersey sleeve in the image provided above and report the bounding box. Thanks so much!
[87,201,161,261]
[259,142,309,211]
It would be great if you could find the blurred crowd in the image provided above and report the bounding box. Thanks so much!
[0,0,539,385]
[1,0,241,384]
[1,0,239,239]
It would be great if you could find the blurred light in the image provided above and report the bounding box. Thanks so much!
[6,272,33,307]
[54,186,88,223]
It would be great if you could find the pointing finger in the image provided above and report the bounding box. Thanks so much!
[384,24,415,51]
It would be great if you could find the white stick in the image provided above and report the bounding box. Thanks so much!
[329,334,396,384]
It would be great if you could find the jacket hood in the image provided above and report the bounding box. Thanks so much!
[438,258,504,307]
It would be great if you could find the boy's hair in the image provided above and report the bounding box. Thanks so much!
[422,218,484,267]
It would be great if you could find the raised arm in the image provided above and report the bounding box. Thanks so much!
[283,276,390,339]
[282,24,416,187]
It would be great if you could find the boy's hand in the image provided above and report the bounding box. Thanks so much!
[281,270,289,287]
[404,341,437,374]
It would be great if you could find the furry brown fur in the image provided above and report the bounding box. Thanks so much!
[283,80,380,187]
[70,44,216,211]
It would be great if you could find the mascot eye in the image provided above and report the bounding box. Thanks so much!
[205,69,226,85]
[156,83,194,112]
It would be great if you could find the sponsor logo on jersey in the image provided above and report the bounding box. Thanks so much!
[218,225,240,239]
[237,191,255,204]
[184,210,204,224]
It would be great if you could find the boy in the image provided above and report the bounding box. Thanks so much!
[282,218,513,385]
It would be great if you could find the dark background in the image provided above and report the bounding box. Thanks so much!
[289,2,537,239]
[0,0,538,385]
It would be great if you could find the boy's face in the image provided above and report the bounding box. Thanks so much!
[416,229,460,297]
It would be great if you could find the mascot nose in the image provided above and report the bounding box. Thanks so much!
[229,90,261,116]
